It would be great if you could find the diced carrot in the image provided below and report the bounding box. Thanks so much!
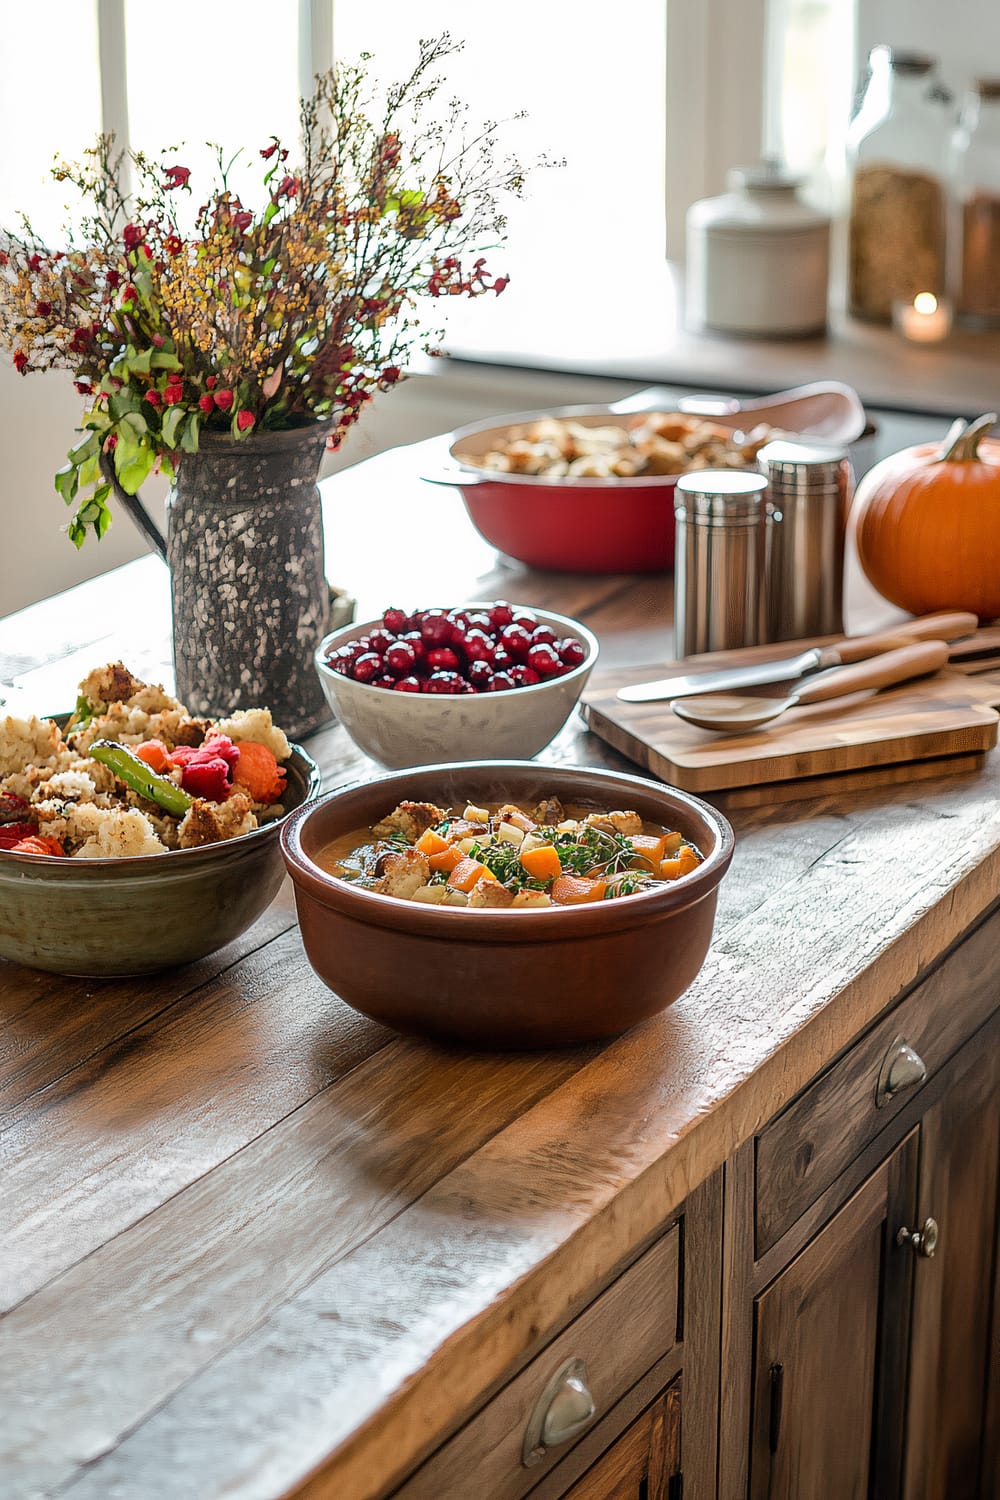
[659,845,701,880]
[134,739,172,774]
[447,856,491,893]
[10,834,65,856]
[630,833,668,867]
[415,828,450,857]
[551,874,608,905]
[519,844,562,881]
[428,844,465,873]
[232,741,287,804]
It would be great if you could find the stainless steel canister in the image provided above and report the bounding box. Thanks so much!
[758,440,854,642]
[673,470,769,657]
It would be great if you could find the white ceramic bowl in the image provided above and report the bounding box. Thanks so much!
[314,604,599,768]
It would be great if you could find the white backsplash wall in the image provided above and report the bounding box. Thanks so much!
[855,0,1000,99]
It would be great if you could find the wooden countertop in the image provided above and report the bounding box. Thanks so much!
[3,433,1000,1500]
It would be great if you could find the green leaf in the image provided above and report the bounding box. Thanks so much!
[159,453,176,482]
[129,348,153,375]
[116,444,156,494]
[161,405,186,448]
[67,514,87,549]
[68,431,99,465]
[113,435,140,476]
[150,351,182,370]
[109,391,141,421]
[55,464,79,506]
[120,410,148,441]
[78,451,101,487]
[263,200,279,226]
[180,411,202,453]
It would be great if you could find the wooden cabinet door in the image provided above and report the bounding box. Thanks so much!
[748,1134,917,1500]
[560,1378,681,1500]
[903,1034,1000,1500]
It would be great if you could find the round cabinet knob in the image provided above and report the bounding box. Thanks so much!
[876,1036,928,1108]
[521,1358,598,1468]
[897,1216,940,1258]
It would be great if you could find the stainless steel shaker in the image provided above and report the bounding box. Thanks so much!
[673,470,769,657]
[758,439,853,642]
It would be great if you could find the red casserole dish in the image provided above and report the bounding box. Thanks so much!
[423,383,867,574]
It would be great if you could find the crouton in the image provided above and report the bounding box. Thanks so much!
[511,890,553,908]
[467,877,515,908]
[373,847,431,899]
[371,801,446,843]
[177,793,256,848]
[76,662,146,709]
[532,796,565,827]
[584,809,643,837]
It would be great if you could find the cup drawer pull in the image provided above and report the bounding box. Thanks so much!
[875,1035,927,1108]
[522,1358,597,1467]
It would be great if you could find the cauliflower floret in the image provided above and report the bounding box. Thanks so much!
[0,714,69,778]
[373,847,431,899]
[212,708,291,762]
[57,801,167,858]
[371,801,446,843]
[177,793,256,848]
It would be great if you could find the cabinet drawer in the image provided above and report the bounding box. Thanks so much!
[394,1223,680,1500]
[755,904,1000,1255]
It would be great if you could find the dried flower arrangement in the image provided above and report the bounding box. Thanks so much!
[0,35,525,546]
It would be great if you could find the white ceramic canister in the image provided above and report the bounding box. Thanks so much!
[685,162,831,337]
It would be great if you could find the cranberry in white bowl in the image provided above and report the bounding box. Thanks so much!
[314,603,599,768]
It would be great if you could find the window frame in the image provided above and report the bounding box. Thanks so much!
[664,0,769,256]
[87,0,769,265]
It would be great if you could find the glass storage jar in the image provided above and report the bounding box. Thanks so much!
[847,46,952,321]
[950,79,1000,326]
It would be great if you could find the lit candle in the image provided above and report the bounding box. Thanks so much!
[892,291,954,343]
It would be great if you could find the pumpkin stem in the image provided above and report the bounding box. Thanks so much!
[934,412,998,463]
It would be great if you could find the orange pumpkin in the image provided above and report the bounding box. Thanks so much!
[849,413,1000,620]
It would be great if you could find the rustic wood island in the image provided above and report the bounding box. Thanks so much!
[1,424,999,1500]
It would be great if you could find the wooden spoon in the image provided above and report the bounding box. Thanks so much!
[671,640,950,734]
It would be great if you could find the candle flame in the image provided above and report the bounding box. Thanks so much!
[914,292,938,314]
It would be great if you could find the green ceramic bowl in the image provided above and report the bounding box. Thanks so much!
[0,745,321,977]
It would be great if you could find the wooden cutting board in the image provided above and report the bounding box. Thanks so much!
[583,638,1000,806]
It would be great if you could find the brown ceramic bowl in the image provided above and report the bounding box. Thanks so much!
[280,761,735,1048]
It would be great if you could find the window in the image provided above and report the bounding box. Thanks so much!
[0,3,855,281]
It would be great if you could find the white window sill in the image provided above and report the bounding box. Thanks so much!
[432,260,1000,420]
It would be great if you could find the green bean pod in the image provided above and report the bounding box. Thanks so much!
[88,740,193,817]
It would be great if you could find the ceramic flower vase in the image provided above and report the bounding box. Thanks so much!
[116,423,334,740]
[166,424,333,739]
